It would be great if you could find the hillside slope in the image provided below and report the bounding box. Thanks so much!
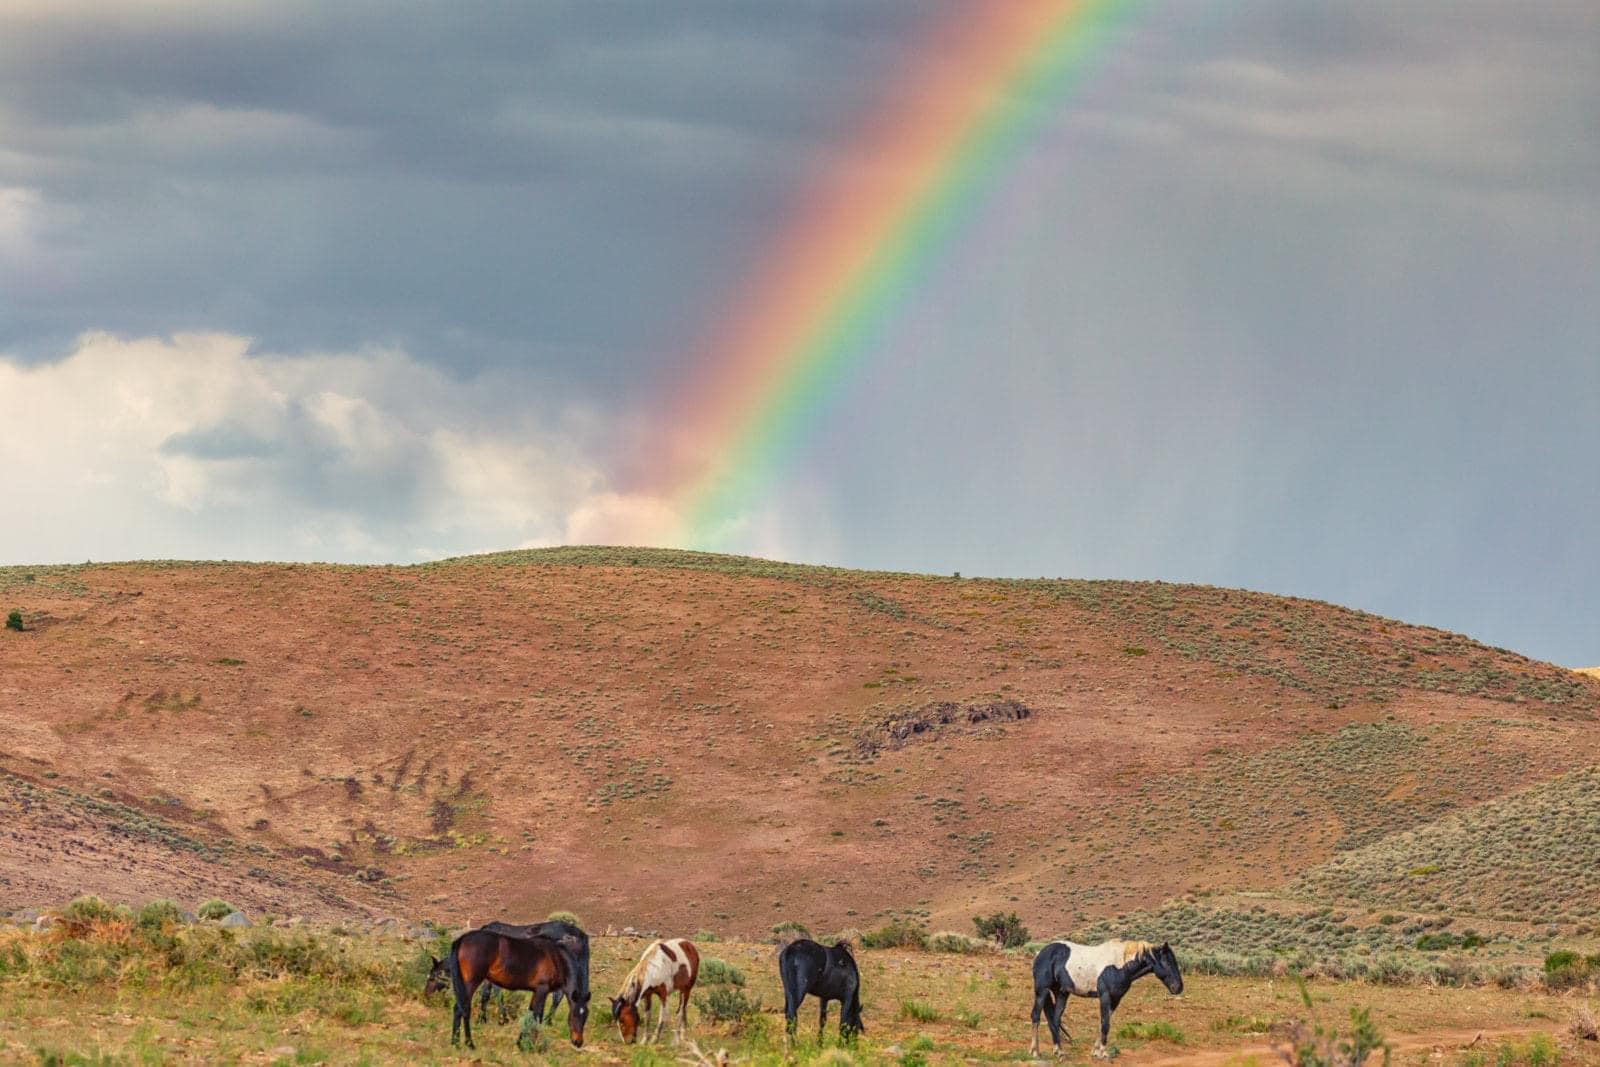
[2,548,1594,936]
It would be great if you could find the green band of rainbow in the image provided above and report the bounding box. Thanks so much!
[666,0,1144,547]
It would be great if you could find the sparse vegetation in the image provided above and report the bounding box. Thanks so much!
[1271,980,1388,1066]
[973,911,1029,949]
[862,919,928,950]
[196,898,236,921]
[0,913,1586,1064]
[698,958,745,986]
[4,609,21,631]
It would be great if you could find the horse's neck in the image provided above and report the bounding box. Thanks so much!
[1119,954,1153,983]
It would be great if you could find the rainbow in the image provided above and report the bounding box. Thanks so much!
[655,0,1144,546]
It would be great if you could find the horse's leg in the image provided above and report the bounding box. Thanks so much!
[818,997,828,1044]
[1094,992,1113,1059]
[1051,991,1071,1050]
[783,992,799,1049]
[477,982,489,1024]
[653,990,669,1043]
[677,985,690,1043]
[546,989,564,1024]
[1030,987,1050,1057]
[460,977,480,1050]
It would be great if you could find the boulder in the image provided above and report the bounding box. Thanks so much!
[220,911,253,929]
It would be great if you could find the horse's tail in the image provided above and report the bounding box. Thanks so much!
[447,937,470,1016]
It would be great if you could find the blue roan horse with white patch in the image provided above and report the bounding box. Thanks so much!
[1030,939,1183,1058]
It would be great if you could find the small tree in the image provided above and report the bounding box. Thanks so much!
[972,911,1030,949]
[1271,978,1389,1066]
[5,610,21,632]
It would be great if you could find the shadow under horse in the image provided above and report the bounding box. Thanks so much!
[424,929,590,1050]
[778,938,864,1046]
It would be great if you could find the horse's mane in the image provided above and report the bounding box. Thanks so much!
[617,940,662,1002]
[1119,940,1155,965]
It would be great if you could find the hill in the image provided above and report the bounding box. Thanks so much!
[2,547,1595,944]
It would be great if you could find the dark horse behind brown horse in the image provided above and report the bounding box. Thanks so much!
[475,920,590,1025]
[424,929,590,1049]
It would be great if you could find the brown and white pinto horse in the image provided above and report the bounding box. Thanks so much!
[610,937,700,1044]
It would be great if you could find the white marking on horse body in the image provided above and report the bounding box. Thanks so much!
[618,938,696,1001]
[1053,939,1150,997]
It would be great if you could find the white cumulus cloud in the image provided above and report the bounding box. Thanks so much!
[0,332,686,563]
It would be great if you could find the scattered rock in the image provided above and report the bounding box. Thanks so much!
[622,926,638,936]
[220,911,252,928]
[282,916,305,927]
[268,1046,297,1059]
[856,699,1033,757]
[32,915,55,933]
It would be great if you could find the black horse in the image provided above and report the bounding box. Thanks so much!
[423,929,590,1050]
[1030,939,1183,1058]
[777,938,864,1046]
[473,920,590,1025]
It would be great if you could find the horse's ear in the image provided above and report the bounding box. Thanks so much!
[430,955,439,967]
[1161,941,1170,951]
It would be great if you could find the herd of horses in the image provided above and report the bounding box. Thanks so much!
[422,919,1184,1058]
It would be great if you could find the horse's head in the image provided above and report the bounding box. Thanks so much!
[841,1001,866,1039]
[611,995,640,1043]
[567,988,591,1047]
[421,955,449,997]
[1151,941,1183,995]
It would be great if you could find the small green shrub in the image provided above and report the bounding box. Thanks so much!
[772,921,810,943]
[1212,1014,1272,1034]
[862,919,928,950]
[699,958,745,986]
[900,999,938,1023]
[546,909,581,926]
[700,985,759,1025]
[1544,950,1600,990]
[929,932,986,954]
[59,896,117,926]
[136,900,183,932]
[4,610,21,631]
[1116,1020,1184,1043]
[1272,979,1388,1066]
[196,899,235,921]
[972,911,1029,949]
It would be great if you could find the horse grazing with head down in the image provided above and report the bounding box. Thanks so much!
[474,919,590,1025]
[1030,939,1182,1058]
[423,929,590,1050]
[778,938,864,1046]
[610,937,700,1044]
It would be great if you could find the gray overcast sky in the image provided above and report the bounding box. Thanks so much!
[2,2,1596,665]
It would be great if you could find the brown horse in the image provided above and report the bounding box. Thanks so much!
[424,930,590,1049]
[610,937,700,1044]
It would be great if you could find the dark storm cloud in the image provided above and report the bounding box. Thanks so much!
[0,1,957,375]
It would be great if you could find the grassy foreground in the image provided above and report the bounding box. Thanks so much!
[3,912,1599,1066]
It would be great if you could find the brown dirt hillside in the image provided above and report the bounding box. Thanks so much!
[2,548,1595,934]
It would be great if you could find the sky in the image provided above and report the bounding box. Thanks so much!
[1,1,1596,665]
